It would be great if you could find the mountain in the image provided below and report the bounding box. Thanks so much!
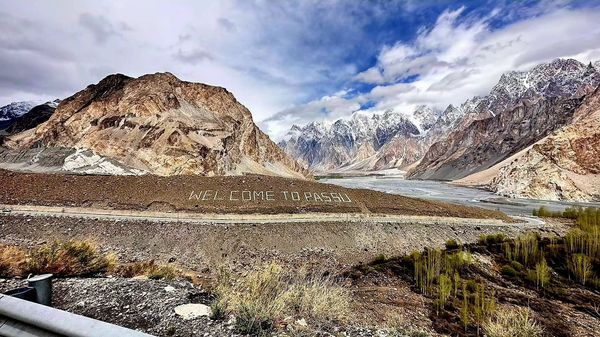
[407,58,600,180]
[278,109,424,172]
[0,100,60,136]
[488,86,600,201]
[0,101,39,129]
[2,73,310,179]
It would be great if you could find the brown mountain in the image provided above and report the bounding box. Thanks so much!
[3,73,310,179]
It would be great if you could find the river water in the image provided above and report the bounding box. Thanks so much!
[320,175,600,216]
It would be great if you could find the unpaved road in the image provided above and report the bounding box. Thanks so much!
[0,203,541,226]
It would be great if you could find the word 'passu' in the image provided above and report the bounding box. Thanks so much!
[188,190,352,203]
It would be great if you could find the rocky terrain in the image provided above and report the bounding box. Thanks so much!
[2,73,309,179]
[279,108,430,173]
[0,169,508,219]
[488,86,600,201]
[408,59,600,180]
[407,95,583,180]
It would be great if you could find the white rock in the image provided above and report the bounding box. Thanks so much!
[174,303,212,320]
[295,318,307,327]
[164,286,175,292]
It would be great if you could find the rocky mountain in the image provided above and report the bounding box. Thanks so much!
[0,101,39,129]
[489,86,600,201]
[0,100,60,136]
[279,109,424,172]
[407,58,600,180]
[2,73,310,179]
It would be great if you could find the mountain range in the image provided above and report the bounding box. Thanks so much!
[280,58,600,201]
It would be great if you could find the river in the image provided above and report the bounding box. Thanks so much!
[320,175,600,216]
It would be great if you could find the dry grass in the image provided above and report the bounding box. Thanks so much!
[211,262,350,335]
[483,306,543,337]
[114,260,177,280]
[0,240,179,279]
[0,244,29,277]
[27,240,117,277]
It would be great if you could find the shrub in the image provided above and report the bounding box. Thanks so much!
[483,307,543,337]
[478,234,507,246]
[445,239,460,250]
[0,245,28,277]
[568,254,593,285]
[501,265,518,278]
[27,240,116,277]
[212,262,350,335]
[115,260,177,280]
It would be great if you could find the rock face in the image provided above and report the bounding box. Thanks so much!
[407,96,583,180]
[4,73,310,179]
[489,87,600,201]
[407,58,600,180]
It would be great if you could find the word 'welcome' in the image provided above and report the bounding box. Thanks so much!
[188,190,352,203]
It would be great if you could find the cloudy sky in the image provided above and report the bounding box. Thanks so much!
[1,0,600,139]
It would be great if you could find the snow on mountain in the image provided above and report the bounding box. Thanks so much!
[0,101,39,122]
[408,58,600,180]
[279,109,421,172]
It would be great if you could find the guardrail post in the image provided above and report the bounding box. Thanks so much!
[27,274,53,306]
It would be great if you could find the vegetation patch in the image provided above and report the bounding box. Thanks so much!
[0,240,179,279]
[210,262,350,335]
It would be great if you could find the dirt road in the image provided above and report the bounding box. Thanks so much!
[0,203,538,226]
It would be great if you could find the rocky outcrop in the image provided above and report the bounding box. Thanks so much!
[4,73,310,179]
[490,87,600,201]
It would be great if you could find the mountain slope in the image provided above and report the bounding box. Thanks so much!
[407,59,600,180]
[4,73,310,179]
[489,86,600,201]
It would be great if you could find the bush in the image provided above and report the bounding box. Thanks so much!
[484,307,543,337]
[478,234,507,246]
[501,265,518,278]
[0,245,28,277]
[212,262,350,335]
[568,254,593,285]
[445,239,460,250]
[27,240,116,277]
[114,260,177,280]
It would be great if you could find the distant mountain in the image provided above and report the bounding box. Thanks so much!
[2,73,310,178]
[0,100,60,136]
[408,58,600,180]
[0,101,39,129]
[281,58,600,175]
[279,109,425,172]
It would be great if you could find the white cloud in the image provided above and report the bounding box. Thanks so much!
[263,4,600,140]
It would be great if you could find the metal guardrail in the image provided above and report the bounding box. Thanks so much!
[0,294,155,337]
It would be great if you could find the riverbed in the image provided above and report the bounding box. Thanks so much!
[320,175,600,216]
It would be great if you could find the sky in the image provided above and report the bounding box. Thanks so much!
[1,0,600,140]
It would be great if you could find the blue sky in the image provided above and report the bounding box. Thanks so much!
[1,0,600,138]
